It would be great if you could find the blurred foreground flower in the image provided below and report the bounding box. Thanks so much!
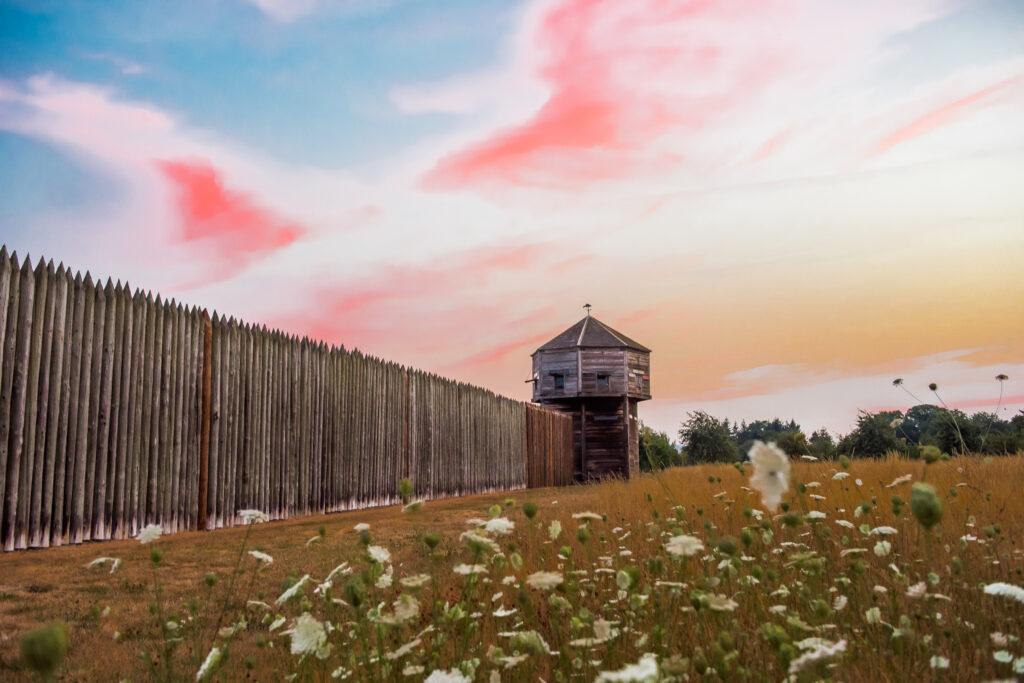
[747,441,790,511]
[789,638,846,675]
[21,622,68,680]
[86,556,122,574]
[526,571,563,590]
[136,523,162,544]
[665,534,703,557]
[238,509,269,524]
[595,653,658,682]
[196,646,222,681]
[983,582,1024,604]
[285,613,332,659]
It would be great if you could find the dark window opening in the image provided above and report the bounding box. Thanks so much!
[553,373,565,389]
[596,373,610,389]
[594,414,619,422]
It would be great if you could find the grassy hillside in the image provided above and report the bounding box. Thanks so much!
[1,454,1022,681]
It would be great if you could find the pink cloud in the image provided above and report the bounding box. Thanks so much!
[422,0,784,190]
[156,158,304,287]
[269,241,553,350]
[873,76,1021,155]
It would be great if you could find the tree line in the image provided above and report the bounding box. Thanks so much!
[639,406,1024,470]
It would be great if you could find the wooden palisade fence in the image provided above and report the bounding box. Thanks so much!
[0,248,572,550]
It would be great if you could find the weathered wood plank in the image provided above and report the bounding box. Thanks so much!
[39,264,68,546]
[0,253,28,551]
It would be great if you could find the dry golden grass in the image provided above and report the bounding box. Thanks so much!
[1,454,1022,681]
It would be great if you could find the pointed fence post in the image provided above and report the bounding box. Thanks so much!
[198,310,211,530]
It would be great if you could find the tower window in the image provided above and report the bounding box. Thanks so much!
[596,373,610,389]
[552,373,565,389]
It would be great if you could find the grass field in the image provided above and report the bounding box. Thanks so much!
[2,453,1023,681]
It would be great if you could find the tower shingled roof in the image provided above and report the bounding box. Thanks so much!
[534,316,650,353]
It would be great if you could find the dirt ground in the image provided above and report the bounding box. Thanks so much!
[0,483,581,681]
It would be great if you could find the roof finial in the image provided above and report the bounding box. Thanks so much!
[583,303,592,317]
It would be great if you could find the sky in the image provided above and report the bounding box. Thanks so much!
[1,0,1022,439]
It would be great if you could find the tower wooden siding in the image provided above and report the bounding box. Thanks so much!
[530,316,651,481]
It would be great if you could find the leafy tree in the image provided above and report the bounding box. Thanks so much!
[838,411,902,458]
[678,411,739,464]
[773,430,808,458]
[639,425,682,471]
[807,428,837,460]
[732,418,801,449]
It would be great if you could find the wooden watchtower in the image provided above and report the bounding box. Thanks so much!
[530,311,651,480]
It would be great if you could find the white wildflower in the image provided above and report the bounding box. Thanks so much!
[788,639,846,675]
[573,512,603,522]
[400,574,431,589]
[485,517,515,535]
[991,632,1009,647]
[832,595,848,611]
[453,564,488,575]
[86,557,122,574]
[809,494,826,501]
[248,550,273,564]
[136,524,162,544]
[865,607,882,624]
[354,523,369,532]
[906,582,927,599]
[873,540,892,557]
[747,441,791,511]
[386,638,422,660]
[268,615,286,631]
[832,472,850,480]
[549,519,562,540]
[707,594,738,612]
[665,534,704,557]
[376,566,394,588]
[493,606,517,617]
[402,500,424,513]
[276,575,310,605]
[801,455,818,461]
[983,582,1024,604]
[886,474,912,488]
[238,509,269,524]
[836,520,855,529]
[994,650,1013,663]
[855,478,863,486]
[461,530,501,554]
[869,526,898,536]
[595,653,659,682]
[806,511,827,520]
[930,655,949,669]
[425,668,472,683]
[368,545,391,564]
[196,646,222,681]
[285,613,331,659]
[526,571,563,590]
[403,665,425,676]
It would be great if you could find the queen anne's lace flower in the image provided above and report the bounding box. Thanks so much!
[526,571,563,590]
[481,517,512,535]
[285,613,331,659]
[665,534,703,557]
[196,646,222,681]
[595,653,659,682]
[248,550,273,564]
[136,524,162,544]
[368,545,391,564]
[983,582,1024,604]
[238,509,269,524]
[748,441,790,511]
